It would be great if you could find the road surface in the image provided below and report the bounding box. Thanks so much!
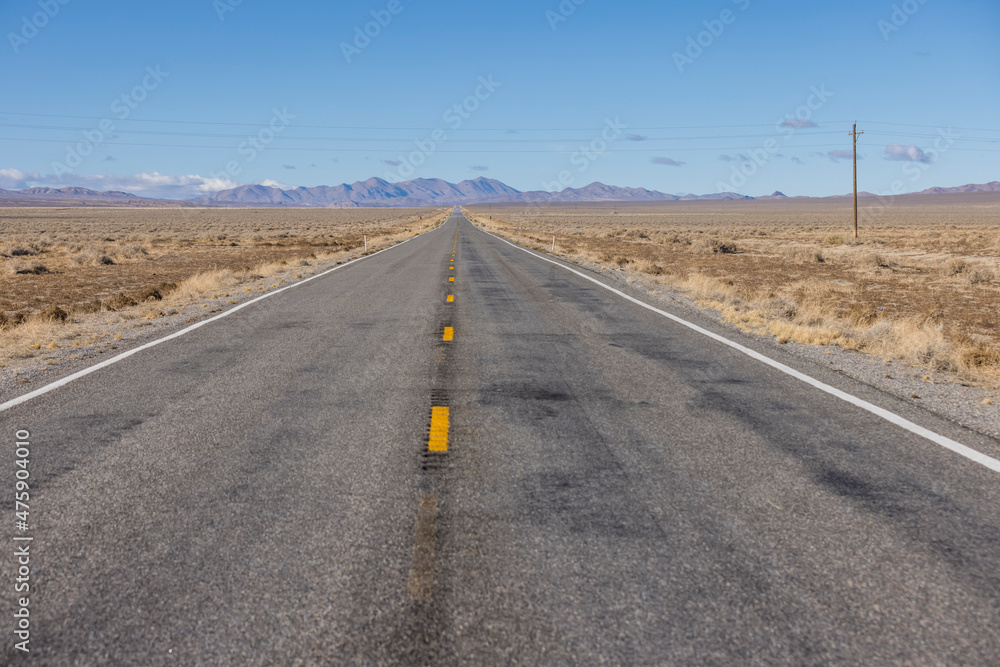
[3,210,1000,664]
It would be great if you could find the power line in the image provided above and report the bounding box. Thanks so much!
[0,110,858,133]
[865,130,1000,143]
[3,136,1000,153]
[2,111,996,136]
[8,123,997,144]
[0,136,862,152]
[0,122,847,143]
[858,120,1000,133]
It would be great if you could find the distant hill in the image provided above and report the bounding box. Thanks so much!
[917,181,1000,195]
[0,186,148,201]
[194,177,751,207]
[833,181,1000,198]
[756,191,790,200]
[1,178,996,207]
[194,177,521,207]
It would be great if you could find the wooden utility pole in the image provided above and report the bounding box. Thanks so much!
[850,123,864,239]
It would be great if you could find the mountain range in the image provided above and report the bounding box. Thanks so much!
[1,178,997,207]
[0,186,147,202]
[190,177,751,207]
[912,181,1000,195]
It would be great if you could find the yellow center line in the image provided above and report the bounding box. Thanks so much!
[443,327,454,342]
[449,277,455,282]
[428,406,450,452]
[447,295,454,303]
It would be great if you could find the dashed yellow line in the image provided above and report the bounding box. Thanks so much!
[428,406,450,452]
[407,232,459,602]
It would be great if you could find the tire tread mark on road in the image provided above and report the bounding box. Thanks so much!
[406,492,440,602]
[462,221,671,543]
[396,217,460,664]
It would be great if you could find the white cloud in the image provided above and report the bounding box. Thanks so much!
[0,169,241,198]
[0,169,41,189]
[827,150,856,162]
[70,172,241,197]
[780,118,819,129]
[257,179,293,189]
[885,143,930,163]
[652,157,685,167]
[197,176,242,192]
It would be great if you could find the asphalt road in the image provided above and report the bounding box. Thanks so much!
[3,210,1000,665]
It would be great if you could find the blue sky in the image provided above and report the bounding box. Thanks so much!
[1,0,997,198]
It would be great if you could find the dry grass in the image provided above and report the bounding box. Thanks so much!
[465,194,1000,388]
[0,206,448,369]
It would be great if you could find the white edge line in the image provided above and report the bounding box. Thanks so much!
[470,218,1000,474]
[0,220,450,413]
